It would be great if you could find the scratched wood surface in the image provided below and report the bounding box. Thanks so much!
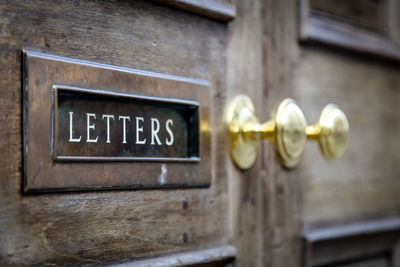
[261,1,302,266]
[226,0,302,266]
[0,0,229,265]
[226,0,265,265]
[0,0,305,265]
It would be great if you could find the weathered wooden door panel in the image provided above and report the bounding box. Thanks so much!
[298,0,400,266]
[0,0,232,265]
[0,0,303,265]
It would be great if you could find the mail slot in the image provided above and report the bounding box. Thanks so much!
[53,85,199,161]
[23,50,211,192]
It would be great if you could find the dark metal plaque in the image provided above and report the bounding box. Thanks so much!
[23,50,211,192]
[53,85,199,162]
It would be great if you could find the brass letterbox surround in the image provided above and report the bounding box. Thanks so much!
[23,50,211,192]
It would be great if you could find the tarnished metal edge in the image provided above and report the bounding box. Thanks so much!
[54,156,200,163]
[22,50,29,193]
[53,84,200,106]
[24,50,210,87]
[107,245,237,267]
[24,182,211,194]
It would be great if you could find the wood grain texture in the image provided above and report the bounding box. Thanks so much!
[226,0,302,266]
[298,46,400,229]
[261,1,302,266]
[226,0,265,266]
[0,0,230,265]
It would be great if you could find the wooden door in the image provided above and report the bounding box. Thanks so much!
[1,0,399,266]
[298,0,400,266]
[0,0,299,266]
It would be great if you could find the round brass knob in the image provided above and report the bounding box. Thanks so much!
[272,98,307,168]
[225,95,307,169]
[225,95,259,170]
[306,104,349,160]
[225,95,349,170]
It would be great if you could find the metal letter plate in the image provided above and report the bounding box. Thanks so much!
[23,50,211,192]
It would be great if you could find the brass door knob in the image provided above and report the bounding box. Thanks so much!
[306,104,349,160]
[225,95,349,169]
